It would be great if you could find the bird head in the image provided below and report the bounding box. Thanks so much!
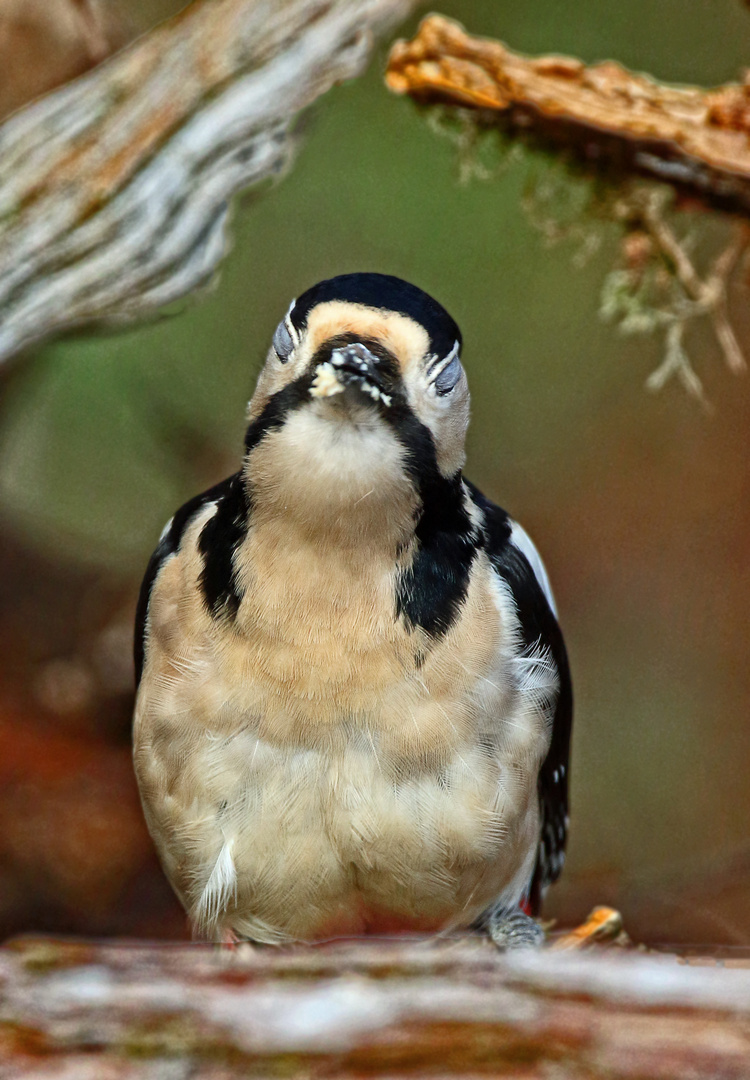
[243,275,470,536]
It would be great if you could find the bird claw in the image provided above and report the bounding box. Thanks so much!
[486,908,547,951]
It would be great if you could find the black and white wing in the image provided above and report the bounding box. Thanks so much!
[467,481,573,913]
[133,472,247,688]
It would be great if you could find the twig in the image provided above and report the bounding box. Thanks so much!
[616,189,748,390]
[645,320,709,406]
[705,230,748,373]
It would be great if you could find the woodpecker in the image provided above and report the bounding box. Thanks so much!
[133,273,572,949]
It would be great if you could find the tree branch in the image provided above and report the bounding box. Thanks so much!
[386,15,750,217]
[386,15,750,400]
[2,937,750,1077]
[0,0,414,368]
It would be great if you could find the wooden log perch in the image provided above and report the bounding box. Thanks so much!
[2,937,750,1078]
[0,0,415,368]
[386,15,750,217]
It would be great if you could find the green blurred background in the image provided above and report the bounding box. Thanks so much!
[1,0,749,945]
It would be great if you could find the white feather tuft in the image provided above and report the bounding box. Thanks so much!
[195,838,237,931]
[514,641,560,719]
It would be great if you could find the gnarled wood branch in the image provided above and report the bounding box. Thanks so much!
[0,0,414,368]
[0,0,131,122]
[386,15,750,217]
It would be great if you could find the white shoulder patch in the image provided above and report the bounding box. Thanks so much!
[158,516,174,543]
[509,521,558,618]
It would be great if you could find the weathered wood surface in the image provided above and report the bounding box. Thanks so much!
[2,936,750,1078]
[386,15,750,216]
[0,0,414,368]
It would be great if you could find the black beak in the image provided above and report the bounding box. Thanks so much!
[308,337,399,407]
[329,342,388,391]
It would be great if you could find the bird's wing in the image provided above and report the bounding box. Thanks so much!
[465,481,573,912]
[133,473,242,688]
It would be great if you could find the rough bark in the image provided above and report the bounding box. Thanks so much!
[0,0,414,368]
[2,937,750,1078]
[386,15,750,217]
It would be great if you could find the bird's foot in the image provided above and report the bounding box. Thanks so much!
[486,908,546,951]
[549,906,623,950]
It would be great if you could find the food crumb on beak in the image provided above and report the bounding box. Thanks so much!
[310,362,345,398]
[368,386,392,407]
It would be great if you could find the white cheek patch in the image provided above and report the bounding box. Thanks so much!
[509,522,558,618]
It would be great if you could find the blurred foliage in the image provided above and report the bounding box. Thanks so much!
[1,0,750,944]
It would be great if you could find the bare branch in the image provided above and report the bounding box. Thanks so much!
[386,15,750,216]
[0,0,415,367]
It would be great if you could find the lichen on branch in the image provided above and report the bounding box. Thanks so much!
[386,15,750,399]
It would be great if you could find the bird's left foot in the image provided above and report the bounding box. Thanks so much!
[486,908,546,951]
[549,906,623,950]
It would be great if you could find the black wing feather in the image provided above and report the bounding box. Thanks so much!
[466,481,573,913]
[133,473,242,689]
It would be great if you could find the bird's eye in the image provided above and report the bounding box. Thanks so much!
[433,347,462,395]
[272,319,294,362]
